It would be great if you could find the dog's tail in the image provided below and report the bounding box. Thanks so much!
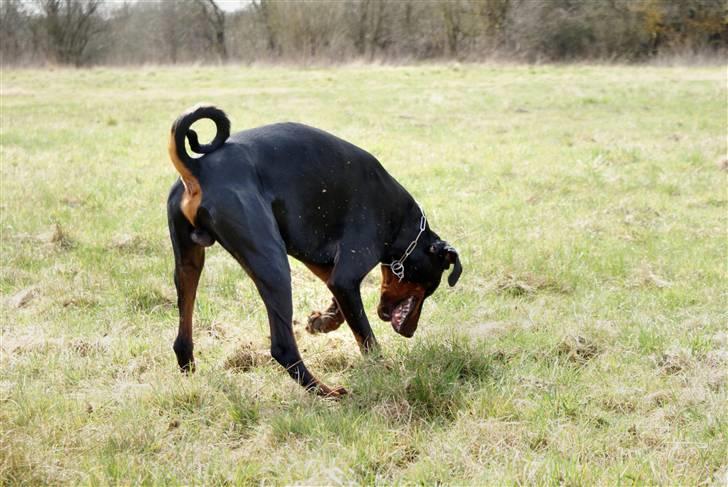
[168,104,230,181]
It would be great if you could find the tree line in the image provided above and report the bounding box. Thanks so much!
[1,0,725,67]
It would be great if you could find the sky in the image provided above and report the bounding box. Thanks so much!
[214,0,250,12]
[26,1,252,14]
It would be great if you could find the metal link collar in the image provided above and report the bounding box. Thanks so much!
[384,203,426,281]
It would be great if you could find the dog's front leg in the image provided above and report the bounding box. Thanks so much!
[306,298,345,334]
[248,252,346,397]
[327,250,379,354]
[212,201,346,397]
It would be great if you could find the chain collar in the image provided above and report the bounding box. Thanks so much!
[384,203,426,281]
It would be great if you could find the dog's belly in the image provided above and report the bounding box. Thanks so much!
[271,198,344,266]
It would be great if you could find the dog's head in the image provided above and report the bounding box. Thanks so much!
[377,239,462,337]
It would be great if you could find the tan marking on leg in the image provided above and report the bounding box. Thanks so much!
[174,245,205,372]
[304,263,333,283]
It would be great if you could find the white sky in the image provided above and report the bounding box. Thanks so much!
[214,0,250,12]
[25,1,252,14]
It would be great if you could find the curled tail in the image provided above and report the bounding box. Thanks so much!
[168,104,230,181]
[168,104,230,229]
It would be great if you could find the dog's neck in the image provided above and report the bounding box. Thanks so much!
[381,200,431,267]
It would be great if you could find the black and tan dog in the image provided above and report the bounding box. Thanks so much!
[167,105,462,397]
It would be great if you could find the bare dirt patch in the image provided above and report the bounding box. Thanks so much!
[223,342,271,372]
[7,286,38,308]
[557,334,601,364]
[37,223,73,248]
[629,264,672,289]
[654,346,693,375]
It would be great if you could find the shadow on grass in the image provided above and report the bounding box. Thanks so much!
[271,336,506,443]
[347,336,505,421]
[265,336,506,480]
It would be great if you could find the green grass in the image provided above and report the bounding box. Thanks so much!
[1,64,726,484]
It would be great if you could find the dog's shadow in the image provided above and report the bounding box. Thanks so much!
[330,336,504,421]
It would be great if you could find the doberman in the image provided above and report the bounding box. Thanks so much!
[167,105,462,397]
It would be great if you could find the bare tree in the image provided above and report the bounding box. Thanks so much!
[252,0,281,55]
[39,0,104,66]
[440,0,469,57]
[348,0,390,59]
[196,0,227,62]
[161,1,182,64]
[1,0,28,64]
[473,0,511,51]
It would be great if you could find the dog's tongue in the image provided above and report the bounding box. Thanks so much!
[391,296,414,331]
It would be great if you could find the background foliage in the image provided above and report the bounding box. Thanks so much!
[1,0,726,66]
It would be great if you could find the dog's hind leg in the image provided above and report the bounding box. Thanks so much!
[168,189,205,373]
[212,199,345,397]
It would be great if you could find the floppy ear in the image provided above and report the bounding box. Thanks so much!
[429,241,462,287]
[444,244,462,286]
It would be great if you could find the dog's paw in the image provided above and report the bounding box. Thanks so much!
[179,360,196,374]
[306,308,344,334]
[317,384,348,399]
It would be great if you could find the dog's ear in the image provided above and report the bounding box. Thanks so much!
[444,244,462,286]
[429,241,463,287]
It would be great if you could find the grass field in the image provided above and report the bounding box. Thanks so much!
[1,64,726,485]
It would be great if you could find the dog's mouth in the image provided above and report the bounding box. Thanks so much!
[379,295,422,338]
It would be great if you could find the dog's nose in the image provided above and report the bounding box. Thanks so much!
[377,305,391,321]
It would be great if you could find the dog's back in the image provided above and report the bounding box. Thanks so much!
[195,122,411,261]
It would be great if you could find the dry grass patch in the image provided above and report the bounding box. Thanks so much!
[108,233,158,254]
[467,321,514,340]
[70,337,111,357]
[629,263,673,289]
[493,272,571,297]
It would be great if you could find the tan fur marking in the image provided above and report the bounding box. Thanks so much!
[303,263,333,283]
[168,131,201,226]
[380,265,426,304]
